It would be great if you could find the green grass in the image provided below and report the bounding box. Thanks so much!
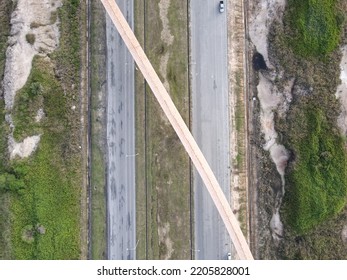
[90,145,106,259]
[0,0,14,260]
[0,97,11,257]
[134,0,147,260]
[258,0,347,260]
[138,0,191,259]
[234,70,245,170]
[0,0,13,81]
[89,0,107,260]
[283,105,347,234]
[286,0,342,57]
[12,61,46,141]
[52,0,81,83]
[0,0,84,259]
[9,56,81,259]
[279,206,347,259]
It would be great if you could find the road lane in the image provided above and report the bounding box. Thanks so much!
[190,0,232,259]
[106,0,136,260]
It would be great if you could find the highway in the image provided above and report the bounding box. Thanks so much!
[190,0,232,259]
[105,0,136,260]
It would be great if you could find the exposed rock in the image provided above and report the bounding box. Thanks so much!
[248,0,286,67]
[336,46,347,135]
[249,0,290,243]
[9,134,41,159]
[4,0,62,110]
[36,224,46,235]
[342,225,347,244]
[3,0,62,159]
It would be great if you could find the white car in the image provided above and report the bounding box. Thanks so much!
[219,1,225,13]
[227,252,231,260]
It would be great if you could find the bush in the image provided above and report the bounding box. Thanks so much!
[0,173,26,192]
[29,82,43,97]
[26,33,36,45]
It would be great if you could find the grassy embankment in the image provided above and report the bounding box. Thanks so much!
[233,69,248,234]
[228,0,249,238]
[89,0,107,260]
[135,0,191,259]
[0,0,84,259]
[268,0,347,258]
[0,0,15,260]
[134,0,147,259]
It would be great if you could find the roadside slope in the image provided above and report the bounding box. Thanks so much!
[0,0,86,259]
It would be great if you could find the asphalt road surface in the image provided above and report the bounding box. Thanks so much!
[190,0,232,259]
[106,0,136,260]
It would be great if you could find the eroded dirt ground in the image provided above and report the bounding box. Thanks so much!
[247,0,347,259]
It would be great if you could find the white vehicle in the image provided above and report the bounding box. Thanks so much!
[227,252,231,260]
[219,1,225,13]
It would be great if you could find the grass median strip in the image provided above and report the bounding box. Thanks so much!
[135,0,191,259]
[89,0,107,260]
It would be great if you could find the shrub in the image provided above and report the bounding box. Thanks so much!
[0,173,26,192]
[26,33,36,45]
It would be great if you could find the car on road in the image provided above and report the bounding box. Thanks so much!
[219,1,225,13]
[227,252,231,260]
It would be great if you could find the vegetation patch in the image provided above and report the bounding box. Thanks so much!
[26,33,36,45]
[10,55,81,259]
[0,0,83,259]
[283,104,347,234]
[89,0,107,259]
[260,0,347,259]
[12,59,47,141]
[137,0,191,259]
[285,0,342,57]
[0,0,15,260]
[0,0,13,82]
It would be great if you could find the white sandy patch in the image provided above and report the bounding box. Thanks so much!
[4,0,61,110]
[159,0,174,46]
[270,211,283,237]
[249,0,291,241]
[35,108,45,122]
[248,0,286,67]
[257,72,292,239]
[158,0,173,93]
[336,46,347,135]
[257,73,290,178]
[159,53,170,92]
[9,135,41,159]
[3,0,62,159]
[342,225,347,244]
[157,220,174,260]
